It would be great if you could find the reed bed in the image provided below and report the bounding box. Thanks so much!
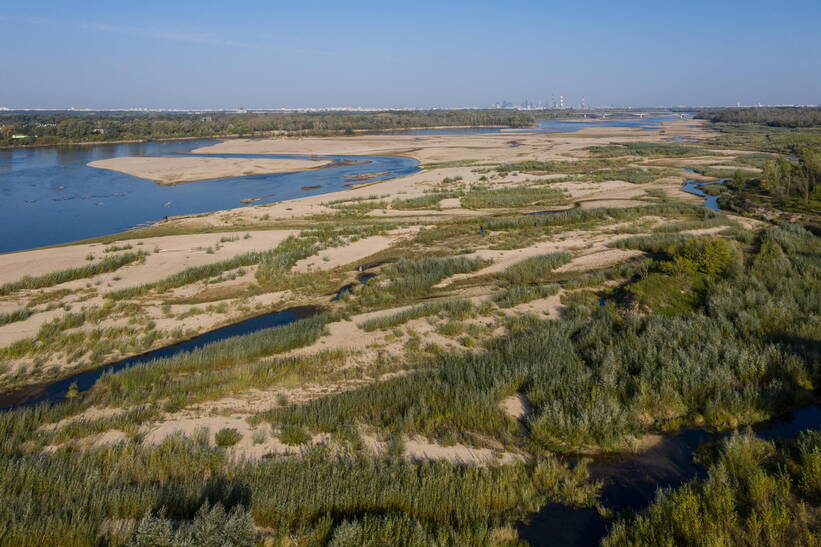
[604,431,821,546]
[359,299,474,332]
[498,252,572,284]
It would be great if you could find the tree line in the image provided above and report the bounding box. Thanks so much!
[760,147,821,204]
[697,107,821,128]
[0,110,540,146]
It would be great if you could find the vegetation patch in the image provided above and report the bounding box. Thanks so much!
[0,252,146,296]
[604,431,821,546]
[461,186,567,209]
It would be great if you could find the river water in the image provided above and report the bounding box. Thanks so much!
[517,404,820,546]
[0,116,698,254]
[0,140,419,253]
[0,306,317,410]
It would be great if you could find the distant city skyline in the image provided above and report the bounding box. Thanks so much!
[2,1,820,109]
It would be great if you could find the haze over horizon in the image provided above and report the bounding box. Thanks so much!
[2,0,820,110]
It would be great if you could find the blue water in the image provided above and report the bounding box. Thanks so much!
[0,140,419,253]
[0,306,317,410]
[373,116,686,136]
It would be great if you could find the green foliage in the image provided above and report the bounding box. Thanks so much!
[264,225,819,450]
[214,428,243,447]
[0,109,539,147]
[485,203,715,232]
[0,308,34,326]
[593,167,674,184]
[130,503,256,547]
[604,431,821,546]
[493,283,560,308]
[461,185,567,209]
[391,193,460,210]
[85,313,333,408]
[588,142,713,158]
[496,158,625,175]
[360,299,474,331]
[0,436,594,545]
[625,272,706,315]
[357,256,487,308]
[279,425,311,445]
[499,252,572,284]
[0,252,146,296]
[672,237,742,277]
[698,106,821,128]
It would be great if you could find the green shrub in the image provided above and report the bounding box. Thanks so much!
[214,428,242,447]
[499,252,572,284]
[279,425,311,446]
[604,431,821,546]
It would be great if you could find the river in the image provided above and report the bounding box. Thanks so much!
[0,140,419,253]
[0,116,697,254]
[517,404,820,546]
[0,306,317,410]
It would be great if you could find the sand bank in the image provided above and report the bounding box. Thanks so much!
[88,156,331,185]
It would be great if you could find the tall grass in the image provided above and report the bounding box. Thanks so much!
[0,252,146,296]
[498,252,572,284]
[86,313,334,408]
[587,142,715,158]
[0,436,595,546]
[262,225,819,451]
[359,299,474,332]
[604,431,821,546]
[485,203,715,231]
[493,283,560,308]
[461,186,567,209]
[357,256,487,308]
[0,308,33,326]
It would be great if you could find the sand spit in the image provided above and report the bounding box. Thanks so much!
[88,156,331,185]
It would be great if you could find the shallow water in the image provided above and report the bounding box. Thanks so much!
[373,116,687,136]
[517,405,821,546]
[681,179,721,211]
[0,141,419,253]
[0,306,317,410]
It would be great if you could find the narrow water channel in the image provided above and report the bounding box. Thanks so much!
[517,404,821,546]
[0,306,317,410]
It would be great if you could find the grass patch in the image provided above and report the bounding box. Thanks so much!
[0,308,34,326]
[0,252,146,296]
[587,142,716,158]
[493,284,560,308]
[461,186,567,209]
[498,252,572,284]
[214,428,242,447]
[360,299,474,332]
[593,168,676,184]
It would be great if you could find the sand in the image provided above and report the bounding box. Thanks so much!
[88,156,331,184]
[2,116,742,400]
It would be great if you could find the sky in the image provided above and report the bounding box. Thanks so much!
[1,1,820,110]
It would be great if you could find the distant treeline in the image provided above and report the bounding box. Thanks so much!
[0,110,541,147]
[697,107,821,128]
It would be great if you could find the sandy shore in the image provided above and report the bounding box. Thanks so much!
[88,156,331,185]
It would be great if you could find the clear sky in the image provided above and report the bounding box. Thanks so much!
[1,0,819,109]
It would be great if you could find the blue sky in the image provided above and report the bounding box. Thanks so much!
[1,1,819,109]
